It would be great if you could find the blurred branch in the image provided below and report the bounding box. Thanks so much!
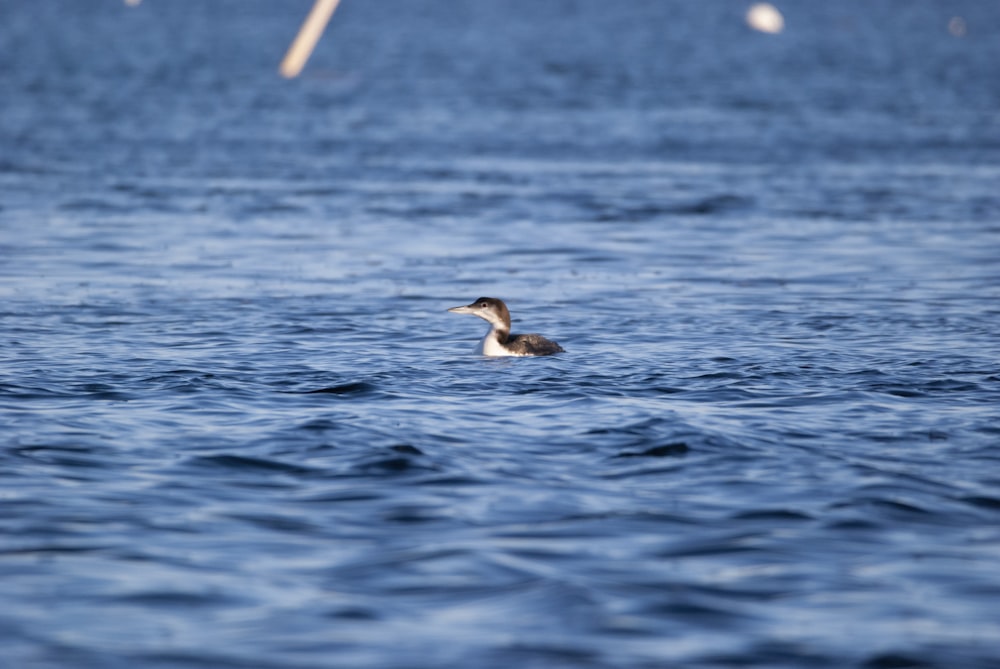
[280,0,342,78]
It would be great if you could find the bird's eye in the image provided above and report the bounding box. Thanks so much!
[479,302,487,308]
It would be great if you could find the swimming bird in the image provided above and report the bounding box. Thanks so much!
[448,297,565,357]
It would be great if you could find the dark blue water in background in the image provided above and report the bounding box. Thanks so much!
[2,1,1000,667]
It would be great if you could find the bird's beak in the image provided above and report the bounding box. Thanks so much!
[448,305,474,314]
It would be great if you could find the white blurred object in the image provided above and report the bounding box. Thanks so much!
[746,3,785,34]
[124,0,141,6]
[280,0,342,78]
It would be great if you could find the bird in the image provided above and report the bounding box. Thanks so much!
[448,297,565,357]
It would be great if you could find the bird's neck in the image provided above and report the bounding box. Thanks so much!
[490,324,510,345]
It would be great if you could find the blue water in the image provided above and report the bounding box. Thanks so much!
[3,2,1000,668]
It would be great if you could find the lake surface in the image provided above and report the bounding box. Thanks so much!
[2,1,1000,667]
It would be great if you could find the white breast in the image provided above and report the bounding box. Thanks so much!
[479,334,523,357]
